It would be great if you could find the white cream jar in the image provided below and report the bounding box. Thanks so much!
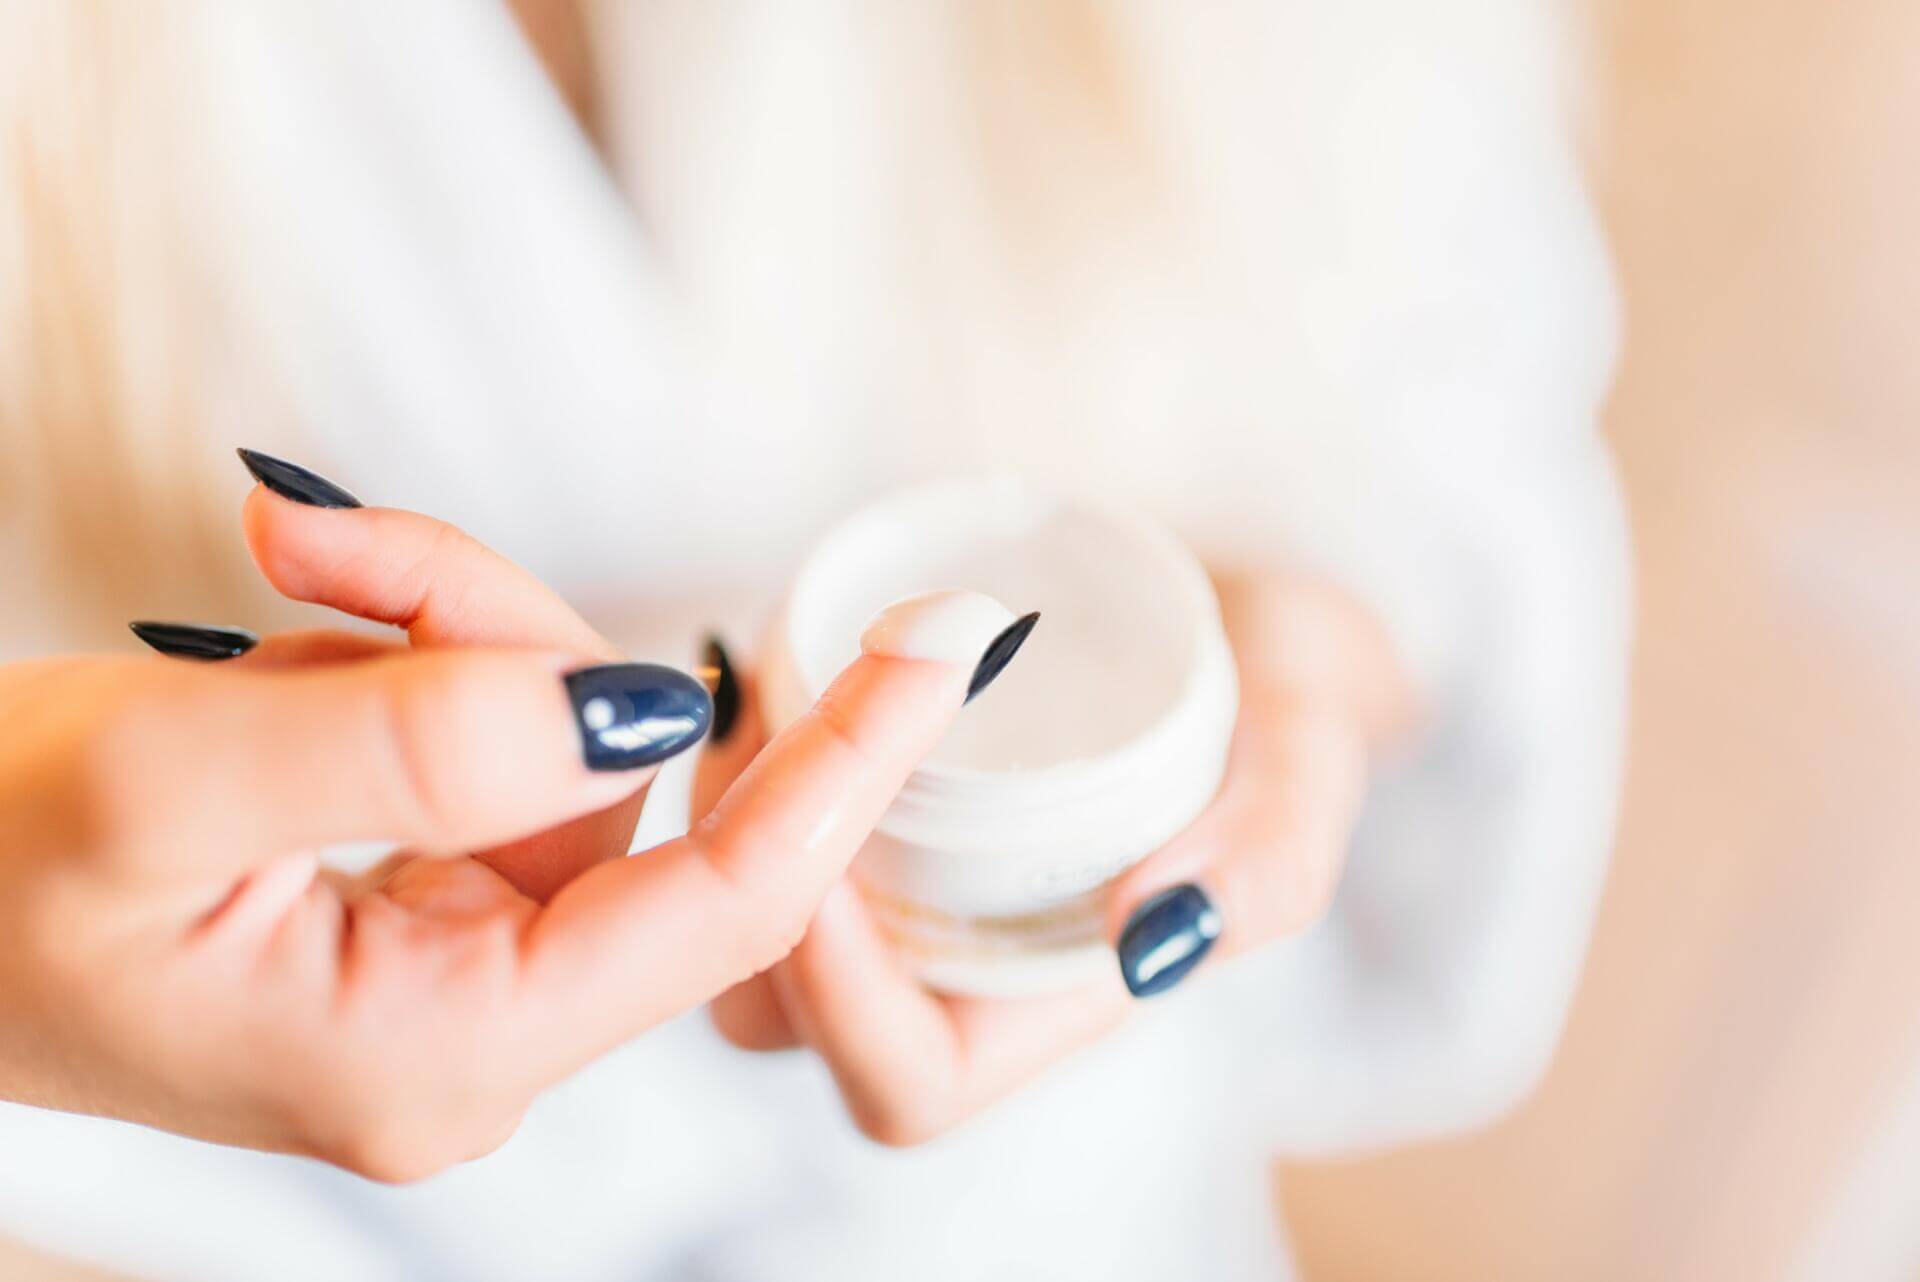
[759,478,1237,996]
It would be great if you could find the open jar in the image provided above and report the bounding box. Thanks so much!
[759,478,1237,996]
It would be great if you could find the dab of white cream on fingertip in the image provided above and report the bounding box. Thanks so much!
[859,589,1019,665]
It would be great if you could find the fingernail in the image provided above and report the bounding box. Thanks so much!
[966,610,1040,702]
[565,662,712,771]
[1117,884,1222,998]
[703,635,741,743]
[129,621,260,661]
[858,590,1038,700]
[236,447,363,509]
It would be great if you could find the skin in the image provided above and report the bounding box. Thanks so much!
[0,485,980,1181]
[702,572,1416,1145]
[489,0,1420,1151]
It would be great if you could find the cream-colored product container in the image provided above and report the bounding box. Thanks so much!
[760,478,1237,996]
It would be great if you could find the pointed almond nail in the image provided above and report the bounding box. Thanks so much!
[237,447,363,509]
[129,621,260,661]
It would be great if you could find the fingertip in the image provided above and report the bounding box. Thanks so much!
[858,589,1019,666]
[709,978,802,1052]
[239,483,276,563]
[239,483,335,601]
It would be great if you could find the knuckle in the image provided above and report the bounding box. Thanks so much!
[374,665,489,839]
[710,1014,759,1051]
[395,517,474,590]
[391,518,490,631]
[298,1053,518,1184]
[461,1108,528,1163]
[687,830,815,976]
[764,897,815,961]
[736,899,812,977]
[850,1095,949,1149]
[709,1004,768,1051]
[327,1122,455,1185]
[812,694,876,771]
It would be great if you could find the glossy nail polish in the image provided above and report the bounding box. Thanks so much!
[565,662,712,771]
[966,610,1040,702]
[1117,884,1222,998]
[236,447,363,509]
[129,621,260,661]
[704,635,741,743]
[757,481,1236,994]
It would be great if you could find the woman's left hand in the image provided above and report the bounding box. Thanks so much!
[703,573,1415,1145]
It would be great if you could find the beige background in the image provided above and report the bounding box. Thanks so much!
[1281,0,1920,1276]
[6,0,1918,1275]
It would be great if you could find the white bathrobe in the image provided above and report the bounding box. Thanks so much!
[0,2,1627,1277]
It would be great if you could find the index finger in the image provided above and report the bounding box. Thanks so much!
[515,591,1040,1072]
[240,469,642,899]
[239,465,616,658]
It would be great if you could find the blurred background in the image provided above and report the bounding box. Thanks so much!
[1280,0,1920,1277]
[3,0,1918,1277]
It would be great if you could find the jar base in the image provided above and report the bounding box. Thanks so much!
[861,884,1120,998]
[912,943,1117,999]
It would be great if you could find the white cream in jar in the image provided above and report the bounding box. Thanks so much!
[760,478,1237,996]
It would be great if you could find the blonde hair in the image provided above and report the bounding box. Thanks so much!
[0,0,624,643]
[0,2,255,641]
[0,0,1167,643]
[955,0,1173,277]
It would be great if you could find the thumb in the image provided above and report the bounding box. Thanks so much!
[66,649,712,887]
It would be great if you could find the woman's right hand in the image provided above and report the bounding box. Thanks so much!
[0,459,985,1181]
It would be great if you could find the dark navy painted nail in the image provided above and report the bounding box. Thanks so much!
[966,611,1039,703]
[129,621,260,661]
[236,447,363,509]
[565,662,712,771]
[703,635,741,743]
[1117,884,1222,998]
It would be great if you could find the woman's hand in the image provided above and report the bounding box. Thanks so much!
[0,455,987,1180]
[705,573,1414,1145]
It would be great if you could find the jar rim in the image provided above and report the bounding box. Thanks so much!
[782,476,1229,794]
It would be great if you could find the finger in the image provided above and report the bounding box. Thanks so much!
[709,971,801,1051]
[190,852,325,945]
[691,634,762,823]
[1213,571,1421,744]
[377,855,538,925]
[243,482,653,899]
[239,629,405,668]
[517,590,1035,1073]
[241,485,617,658]
[77,649,709,886]
[696,639,799,1049]
[771,884,962,1131]
[1106,689,1372,997]
[771,884,1129,1144]
[689,591,1033,896]
[1102,575,1407,998]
